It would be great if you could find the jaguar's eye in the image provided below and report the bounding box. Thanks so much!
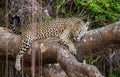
[79,30,82,33]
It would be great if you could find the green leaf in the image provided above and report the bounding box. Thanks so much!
[44,16,52,21]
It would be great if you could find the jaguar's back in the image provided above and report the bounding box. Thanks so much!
[21,18,85,40]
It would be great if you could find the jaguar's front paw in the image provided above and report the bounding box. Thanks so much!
[15,61,21,71]
[69,48,77,56]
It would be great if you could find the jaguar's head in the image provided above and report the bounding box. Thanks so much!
[71,20,89,42]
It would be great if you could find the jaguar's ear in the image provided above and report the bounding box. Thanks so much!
[70,22,74,28]
[85,22,89,28]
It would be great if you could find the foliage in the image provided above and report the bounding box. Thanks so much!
[76,0,120,28]
[44,16,52,21]
[48,0,120,28]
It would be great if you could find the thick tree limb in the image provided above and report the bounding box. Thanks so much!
[0,22,120,77]
[57,48,103,77]
[76,22,120,61]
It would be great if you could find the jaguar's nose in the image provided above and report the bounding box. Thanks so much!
[74,37,80,42]
[74,35,86,42]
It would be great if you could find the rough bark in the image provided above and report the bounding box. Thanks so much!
[76,22,120,61]
[0,22,120,77]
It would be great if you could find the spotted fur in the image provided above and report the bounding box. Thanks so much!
[12,18,89,71]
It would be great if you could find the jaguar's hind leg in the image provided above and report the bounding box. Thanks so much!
[15,35,32,71]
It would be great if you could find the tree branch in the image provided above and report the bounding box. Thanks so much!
[76,22,120,61]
